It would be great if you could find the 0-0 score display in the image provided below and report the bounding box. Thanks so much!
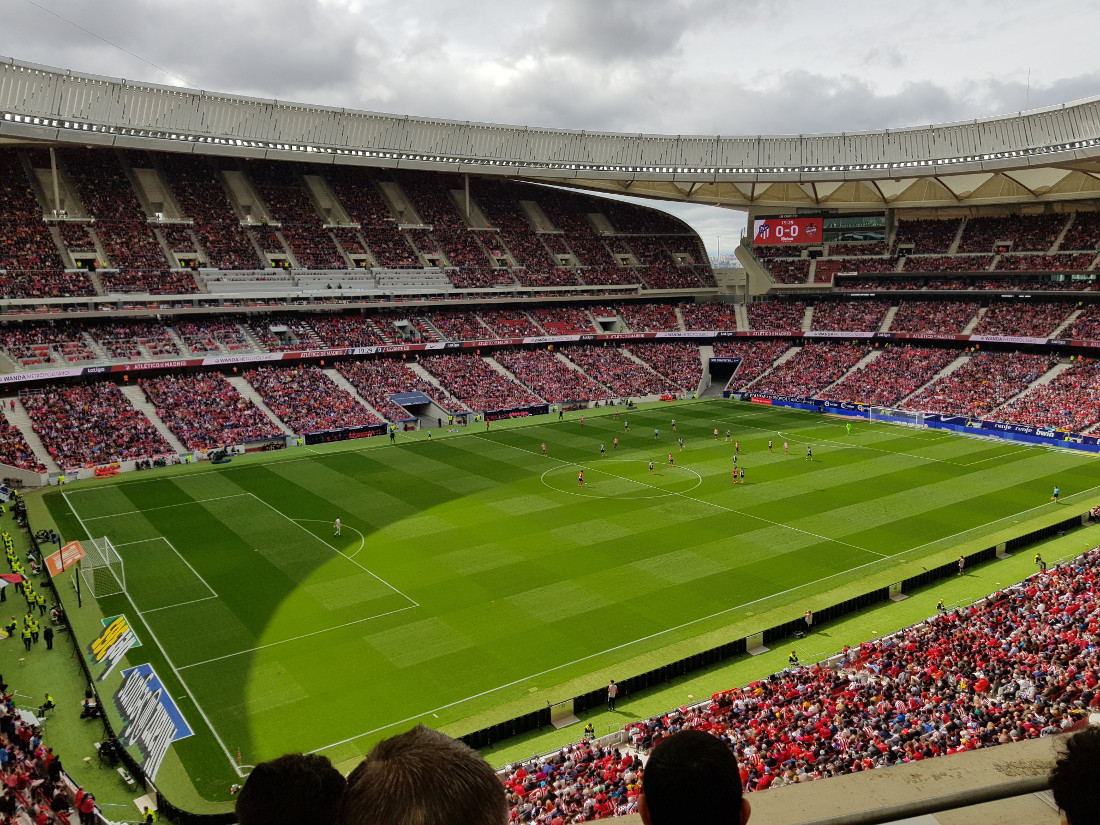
[752,217,824,245]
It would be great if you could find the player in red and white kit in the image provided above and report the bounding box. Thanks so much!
[668,453,674,467]
[578,470,584,486]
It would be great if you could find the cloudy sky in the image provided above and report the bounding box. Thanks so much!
[4,0,1099,258]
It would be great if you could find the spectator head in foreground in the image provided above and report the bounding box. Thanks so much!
[1049,726,1100,825]
[339,724,507,825]
[236,753,345,825]
[640,729,750,825]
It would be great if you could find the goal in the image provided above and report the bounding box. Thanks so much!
[868,406,926,428]
[79,537,126,599]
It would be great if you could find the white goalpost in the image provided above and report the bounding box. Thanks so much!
[868,406,926,428]
[79,537,126,599]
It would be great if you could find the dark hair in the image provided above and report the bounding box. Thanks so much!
[1049,726,1100,825]
[338,725,507,825]
[642,729,743,825]
[236,753,345,825]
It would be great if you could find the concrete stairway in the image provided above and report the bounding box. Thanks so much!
[742,345,800,391]
[898,354,969,405]
[553,352,609,396]
[879,304,899,332]
[323,368,387,420]
[1050,213,1074,252]
[226,376,294,435]
[962,307,986,334]
[801,306,813,331]
[947,218,966,255]
[1050,309,1082,339]
[119,385,188,454]
[820,349,882,395]
[1,401,59,473]
[735,303,749,331]
[989,360,1074,417]
[482,357,542,400]
[698,345,714,395]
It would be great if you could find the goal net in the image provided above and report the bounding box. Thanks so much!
[80,537,126,599]
[868,406,926,428]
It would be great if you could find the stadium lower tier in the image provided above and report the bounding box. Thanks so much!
[0,335,1097,473]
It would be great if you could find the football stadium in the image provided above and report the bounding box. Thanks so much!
[0,11,1099,825]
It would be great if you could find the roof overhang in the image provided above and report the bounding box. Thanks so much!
[3,55,1100,211]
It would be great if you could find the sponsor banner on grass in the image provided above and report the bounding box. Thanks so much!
[87,614,141,682]
[44,540,85,576]
[114,664,193,780]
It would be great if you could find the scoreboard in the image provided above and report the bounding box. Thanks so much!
[752,217,824,245]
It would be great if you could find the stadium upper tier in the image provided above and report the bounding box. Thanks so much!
[3,56,1100,209]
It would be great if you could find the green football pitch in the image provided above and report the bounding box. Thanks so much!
[40,399,1098,798]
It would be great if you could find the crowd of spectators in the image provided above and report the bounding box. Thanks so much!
[678,302,738,331]
[307,315,392,348]
[959,214,1066,253]
[749,342,869,397]
[902,351,1055,417]
[1066,305,1100,340]
[448,267,518,289]
[904,255,994,272]
[809,301,890,332]
[140,373,284,450]
[86,322,179,360]
[23,381,173,467]
[893,218,961,253]
[0,414,46,472]
[712,340,791,389]
[0,322,94,366]
[243,366,381,434]
[560,347,674,397]
[248,163,347,270]
[617,304,681,332]
[427,311,494,342]
[0,152,66,271]
[996,253,1093,272]
[621,343,702,391]
[641,264,713,290]
[0,270,96,300]
[99,269,199,295]
[477,310,543,338]
[58,149,169,271]
[494,349,612,402]
[815,258,899,281]
[607,546,1100,801]
[173,319,251,353]
[418,353,541,411]
[1060,211,1100,251]
[747,302,806,332]
[159,223,199,254]
[504,738,641,822]
[337,359,462,420]
[763,259,811,284]
[837,273,1097,292]
[819,345,957,406]
[157,154,262,269]
[994,358,1100,432]
[826,242,887,257]
[527,307,598,334]
[973,301,1074,338]
[360,227,420,268]
[888,300,980,335]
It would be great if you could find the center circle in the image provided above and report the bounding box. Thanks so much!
[540,460,703,499]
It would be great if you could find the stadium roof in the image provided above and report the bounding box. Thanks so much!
[3,55,1100,211]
